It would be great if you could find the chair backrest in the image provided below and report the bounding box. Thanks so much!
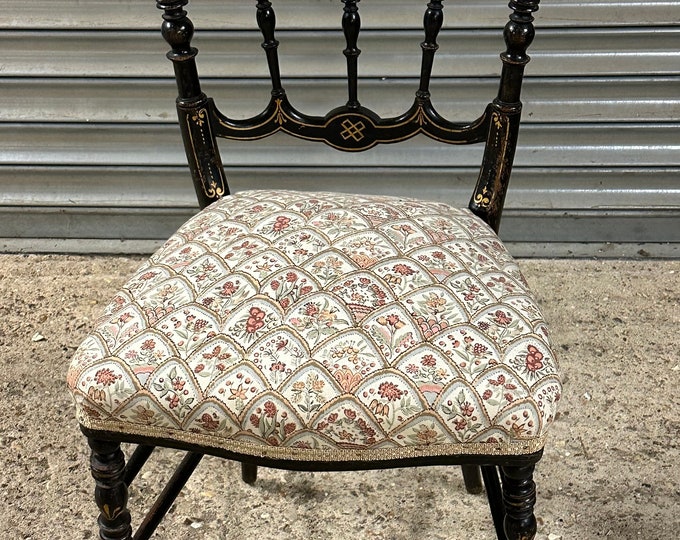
[156,0,541,233]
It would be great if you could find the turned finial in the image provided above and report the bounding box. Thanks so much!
[156,0,201,100]
[502,0,540,66]
[417,0,444,100]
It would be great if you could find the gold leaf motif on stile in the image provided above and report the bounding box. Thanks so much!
[415,106,428,126]
[275,99,287,125]
[192,109,206,126]
[492,112,504,130]
[206,180,225,199]
[474,186,491,207]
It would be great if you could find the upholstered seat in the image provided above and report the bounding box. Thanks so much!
[68,190,560,462]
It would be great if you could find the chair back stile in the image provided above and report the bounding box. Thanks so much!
[157,0,540,231]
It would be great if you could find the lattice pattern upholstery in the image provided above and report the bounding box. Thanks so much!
[68,190,560,461]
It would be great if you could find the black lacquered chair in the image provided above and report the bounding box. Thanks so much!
[67,1,561,538]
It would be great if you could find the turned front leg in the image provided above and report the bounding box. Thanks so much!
[501,464,537,540]
[88,438,132,540]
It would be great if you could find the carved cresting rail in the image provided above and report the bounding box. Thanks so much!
[214,0,490,150]
[158,0,540,231]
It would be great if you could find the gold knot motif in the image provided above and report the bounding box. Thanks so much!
[340,118,367,142]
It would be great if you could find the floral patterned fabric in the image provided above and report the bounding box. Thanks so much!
[68,190,560,461]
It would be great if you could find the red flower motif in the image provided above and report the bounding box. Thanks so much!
[392,263,415,276]
[304,303,320,317]
[472,343,488,357]
[417,316,448,338]
[245,307,266,333]
[272,216,291,232]
[420,355,437,367]
[377,381,404,402]
[386,314,401,326]
[493,310,513,326]
[141,339,156,351]
[94,368,118,387]
[198,413,219,431]
[167,395,180,409]
[482,389,493,400]
[220,281,237,296]
[263,400,277,418]
[270,361,286,373]
[285,271,298,283]
[193,319,208,332]
[461,402,474,417]
[344,409,357,420]
[526,345,544,372]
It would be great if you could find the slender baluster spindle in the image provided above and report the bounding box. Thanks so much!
[498,0,540,104]
[417,0,444,100]
[342,0,361,108]
[256,1,284,96]
[157,0,202,101]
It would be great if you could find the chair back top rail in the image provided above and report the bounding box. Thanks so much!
[156,0,540,231]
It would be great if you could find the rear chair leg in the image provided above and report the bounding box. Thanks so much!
[88,438,132,540]
[461,465,484,494]
[241,462,258,484]
[481,465,506,540]
[501,464,537,540]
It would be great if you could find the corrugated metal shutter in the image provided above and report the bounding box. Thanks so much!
[1,0,679,256]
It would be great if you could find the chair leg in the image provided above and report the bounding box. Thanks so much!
[461,465,484,494]
[501,464,537,540]
[481,466,507,540]
[241,462,258,484]
[88,438,132,540]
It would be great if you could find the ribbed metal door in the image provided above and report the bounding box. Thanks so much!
[1,1,678,256]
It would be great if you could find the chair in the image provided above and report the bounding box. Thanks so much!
[67,1,560,538]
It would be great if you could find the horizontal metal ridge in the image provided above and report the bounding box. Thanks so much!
[1,123,679,168]
[5,238,679,259]
[1,206,677,244]
[1,166,679,210]
[2,76,678,123]
[3,1,678,30]
[1,29,679,78]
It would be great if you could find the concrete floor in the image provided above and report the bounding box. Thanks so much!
[0,255,678,540]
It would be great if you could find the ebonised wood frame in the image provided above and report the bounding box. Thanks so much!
[158,0,539,232]
[82,2,543,539]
